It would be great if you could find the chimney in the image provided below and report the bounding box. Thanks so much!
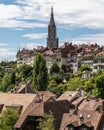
[35,94,41,103]
[79,114,84,125]
[81,86,85,97]
[69,105,76,116]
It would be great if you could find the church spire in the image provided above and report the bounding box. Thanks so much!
[51,6,53,15]
[50,6,55,25]
[47,7,59,49]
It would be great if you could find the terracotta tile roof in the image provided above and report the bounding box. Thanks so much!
[9,81,35,94]
[29,103,44,116]
[37,91,57,101]
[98,50,104,55]
[17,81,32,93]
[14,101,43,128]
[57,91,80,102]
[43,49,54,56]
[60,109,102,130]
[84,121,93,127]
[72,97,84,107]
[78,98,104,111]
[71,121,79,127]
[44,100,73,130]
[14,91,56,128]
[0,93,36,114]
[98,114,104,130]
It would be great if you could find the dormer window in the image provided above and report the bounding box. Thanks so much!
[6,104,23,114]
[83,128,87,130]
[68,126,74,130]
[80,127,88,130]
[68,127,74,130]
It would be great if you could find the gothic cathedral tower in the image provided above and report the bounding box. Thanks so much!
[47,7,59,49]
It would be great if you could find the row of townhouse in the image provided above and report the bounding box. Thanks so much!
[16,42,75,73]
[16,42,104,73]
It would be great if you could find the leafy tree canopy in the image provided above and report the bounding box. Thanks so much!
[49,74,62,84]
[33,53,48,90]
[67,77,86,91]
[0,108,19,130]
[17,64,33,79]
[61,65,66,73]
[79,65,91,72]
[37,111,54,130]
[0,72,15,92]
[50,63,60,74]
[95,73,104,98]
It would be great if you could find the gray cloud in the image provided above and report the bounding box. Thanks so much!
[0,0,104,29]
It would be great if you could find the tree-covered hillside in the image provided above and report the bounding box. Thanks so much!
[0,55,104,98]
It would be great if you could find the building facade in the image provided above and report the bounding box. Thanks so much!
[16,7,104,74]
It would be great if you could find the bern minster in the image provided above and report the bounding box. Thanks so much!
[1,3,104,130]
[47,7,59,49]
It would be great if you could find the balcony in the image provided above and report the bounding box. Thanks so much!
[81,60,93,64]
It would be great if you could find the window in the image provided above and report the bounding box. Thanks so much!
[56,58,61,62]
[68,126,74,130]
[84,128,88,130]
[83,128,87,130]
[80,127,87,130]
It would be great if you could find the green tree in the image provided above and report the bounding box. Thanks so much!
[47,80,57,94]
[51,83,67,97]
[95,69,104,77]
[10,71,16,84]
[79,65,91,72]
[95,73,104,98]
[61,65,66,73]
[49,75,62,84]
[0,108,19,130]
[38,111,54,130]
[17,64,33,82]
[50,63,60,74]
[0,73,14,92]
[67,77,86,91]
[33,53,48,90]
[84,79,95,93]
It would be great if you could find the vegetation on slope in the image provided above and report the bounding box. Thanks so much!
[0,55,104,98]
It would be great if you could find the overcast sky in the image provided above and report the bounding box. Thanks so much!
[0,0,104,61]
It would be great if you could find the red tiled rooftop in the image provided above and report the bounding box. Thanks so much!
[57,91,80,102]
[0,93,36,113]
[60,109,102,130]
[78,98,104,110]
[14,91,56,128]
